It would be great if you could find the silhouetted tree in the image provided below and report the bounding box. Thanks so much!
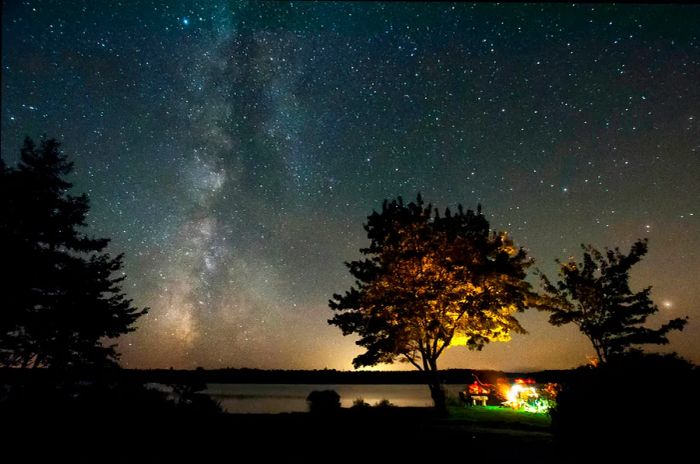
[329,195,535,412]
[0,137,147,369]
[538,239,687,364]
[551,352,698,460]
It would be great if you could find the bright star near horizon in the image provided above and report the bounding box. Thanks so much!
[2,1,698,371]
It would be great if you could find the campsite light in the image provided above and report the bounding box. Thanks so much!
[502,379,556,413]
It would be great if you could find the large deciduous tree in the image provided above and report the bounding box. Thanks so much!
[329,195,534,411]
[538,239,687,364]
[0,137,147,369]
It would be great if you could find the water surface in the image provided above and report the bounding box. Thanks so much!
[205,383,465,413]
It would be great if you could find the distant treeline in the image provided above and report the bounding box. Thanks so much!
[0,367,575,386]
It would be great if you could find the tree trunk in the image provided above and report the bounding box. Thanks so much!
[426,358,447,415]
[428,382,447,415]
[592,339,606,365]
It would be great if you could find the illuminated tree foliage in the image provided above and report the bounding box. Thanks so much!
[539,239,687,364]
[0,137,147,369]
[329,195,534,410]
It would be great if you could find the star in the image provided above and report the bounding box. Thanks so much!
[1,1,697,370]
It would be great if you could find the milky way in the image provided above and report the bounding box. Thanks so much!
[2,2,698,370]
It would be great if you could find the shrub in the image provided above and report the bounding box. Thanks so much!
[352,398,370,409]
[374,399,395,408]
[306,390,341,414]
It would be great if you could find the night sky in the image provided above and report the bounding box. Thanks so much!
[2,1,698,371]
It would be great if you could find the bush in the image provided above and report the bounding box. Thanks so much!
[374,399,395,408]
[352,398,370,409]
[306,390,341,414]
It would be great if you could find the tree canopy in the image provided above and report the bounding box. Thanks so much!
[0,137,147,369]
[329,195,535,409]
[538,239,687,364]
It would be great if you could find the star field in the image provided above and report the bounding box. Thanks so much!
[2,1,698,370]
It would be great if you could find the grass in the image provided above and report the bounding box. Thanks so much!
[447,405,552,429]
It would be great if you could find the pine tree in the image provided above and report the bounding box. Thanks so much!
[329,195,535,411]
[538,239,687,364]
[0,137,147,369]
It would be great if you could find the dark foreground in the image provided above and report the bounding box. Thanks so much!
[5,403,694,462]
[5,406,557,463]
[5,353,698,462]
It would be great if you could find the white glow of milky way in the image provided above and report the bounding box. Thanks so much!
[2,2,698,370]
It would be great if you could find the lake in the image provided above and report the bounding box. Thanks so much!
[204,384,466,413]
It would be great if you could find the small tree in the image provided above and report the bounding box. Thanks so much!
[538,239,687,364]
[329,195,534,411]
[0,137,147,369]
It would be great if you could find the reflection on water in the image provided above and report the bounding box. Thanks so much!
[205,384,464,413]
